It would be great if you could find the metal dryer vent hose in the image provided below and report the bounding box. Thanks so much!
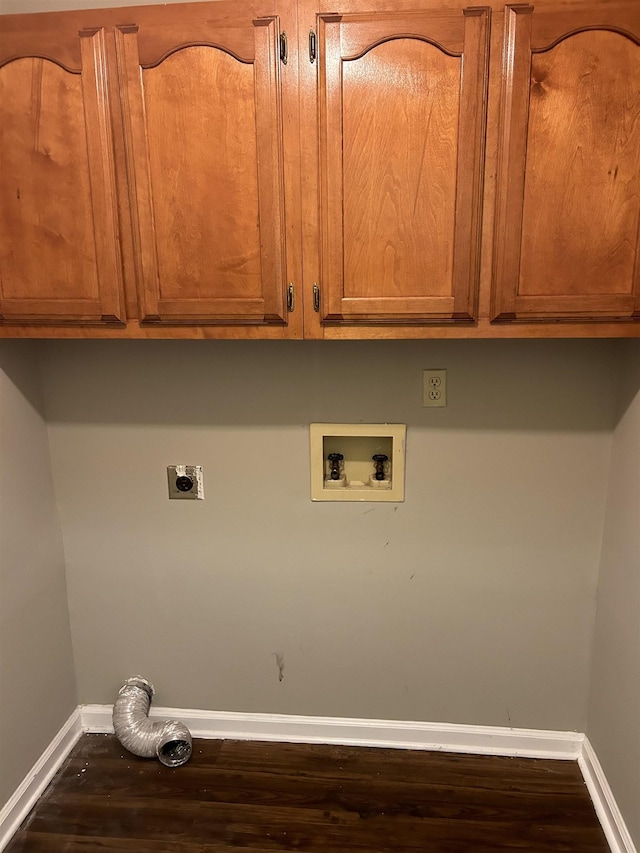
[112,676,192,767]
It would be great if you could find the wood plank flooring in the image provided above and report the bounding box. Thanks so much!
[6,734,609,852]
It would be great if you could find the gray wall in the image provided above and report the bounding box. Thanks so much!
[587,340,640,848]
[0,343,77,810]
[42,339,615,731]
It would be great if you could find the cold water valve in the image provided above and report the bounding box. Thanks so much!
[372,453,388,481]
[328,452,344,480]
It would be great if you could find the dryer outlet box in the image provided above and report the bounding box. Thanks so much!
[167,465,204,500]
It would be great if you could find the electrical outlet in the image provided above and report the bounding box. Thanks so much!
[167,465,204,500]
[423,369,447,407]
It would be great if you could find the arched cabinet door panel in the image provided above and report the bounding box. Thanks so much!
[0,26,125,325]
[492,3,640,322]
[116,11,289,325]
[317,6,490,325]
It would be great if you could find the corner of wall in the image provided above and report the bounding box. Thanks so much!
[0,342,78,809]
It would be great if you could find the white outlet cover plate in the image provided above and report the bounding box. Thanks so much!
[423,369,447,407]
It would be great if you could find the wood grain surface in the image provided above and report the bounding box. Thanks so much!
[5,734,609,852]
[492,4,640,321]
[317,7,489,323]
[520,30,640,298]
[116,11,289,325]
[2,0,639,336]
[0,30,125,324]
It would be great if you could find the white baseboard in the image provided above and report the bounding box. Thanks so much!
[4,705,635,853]
[0,707,82,853]
[79,703,583,759]
[579,737,638,853]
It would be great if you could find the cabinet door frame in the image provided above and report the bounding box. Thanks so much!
[313,6,490,326]
[115,13,290,326]
[0,23,125,325]
[492,3,640,322]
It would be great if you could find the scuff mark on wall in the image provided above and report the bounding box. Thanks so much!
[273,652,285,682]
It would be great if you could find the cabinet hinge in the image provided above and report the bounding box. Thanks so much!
[313,282,320,312]
[279,31,288,65]
[287,283,295,312]
[309,29,316,63]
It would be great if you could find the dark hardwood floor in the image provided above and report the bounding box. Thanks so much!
[6,734,609,852]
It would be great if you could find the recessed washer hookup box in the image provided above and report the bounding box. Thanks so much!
[309,423,406,502]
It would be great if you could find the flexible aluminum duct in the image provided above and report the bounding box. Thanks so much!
[112,676,192,768]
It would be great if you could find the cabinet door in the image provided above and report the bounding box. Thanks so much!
[116,5,290,325]
[492,3,640,322]
[0,23,124,325]
[314,6,489,325]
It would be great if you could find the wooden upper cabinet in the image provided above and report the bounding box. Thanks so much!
[3,0,639,338]
[0,23,125,325]
[492,2,640,322]
[115,5,290,325]
[315,6,490,325]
